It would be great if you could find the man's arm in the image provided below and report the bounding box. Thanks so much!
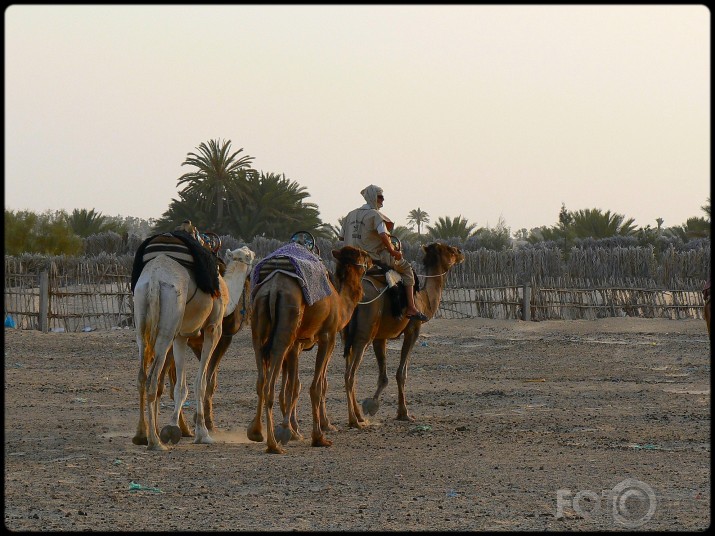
[379,232,402,261]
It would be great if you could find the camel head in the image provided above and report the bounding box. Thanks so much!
[225,246,256,267]
[332,246,372,281]
[421,242,465,271]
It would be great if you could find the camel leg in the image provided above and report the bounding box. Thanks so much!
[277,346,303,444]
[362,338,389,417]
[161,336,190,445]
[395,326,420,421]
[310,337,335,447]
[289,369,302,437]
[319,366,337,432]
[279,359,289,418]
[165,352,193,437]
[286,348,304,440]
[264,351,287,454]
[344,339,371,428]
[132,336,150,446]
[705,298,711,337]
[145,334,174,451]
[193,323,222,444]
[247,301,270,443]
[247,348,267,443]
[203,335,231,431]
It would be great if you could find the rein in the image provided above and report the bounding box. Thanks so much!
[358,282,390,305]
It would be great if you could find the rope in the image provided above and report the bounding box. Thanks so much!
[358,278,390,305]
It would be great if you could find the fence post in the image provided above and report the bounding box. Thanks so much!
[522,282,531,321]
[39,271,49,332]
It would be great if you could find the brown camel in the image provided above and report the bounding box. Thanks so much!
[246,245,372,454]
[343,242,465,427]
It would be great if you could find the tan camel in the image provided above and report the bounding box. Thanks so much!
[132,247,249,450]
[343,242,465,427]
[246,245,372,454]
[159,247,254,439]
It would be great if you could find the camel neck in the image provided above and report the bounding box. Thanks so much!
[417,265,448,319]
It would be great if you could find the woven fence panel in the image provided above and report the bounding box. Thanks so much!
[4,243,710,330]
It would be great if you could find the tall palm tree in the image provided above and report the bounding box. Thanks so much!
[177,139,254,222]
[427,215,478,240]
[407,208,430,236]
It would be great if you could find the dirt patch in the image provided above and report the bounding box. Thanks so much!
[3,318,711,530]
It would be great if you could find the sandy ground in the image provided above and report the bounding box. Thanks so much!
[3,317,711,531]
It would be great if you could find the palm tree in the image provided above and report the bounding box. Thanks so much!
[65,208,123,237]
[177,139,254,222]
[407,208,430,236]
[326,217,346,240]
[153,190,216,233]
[427,215,478,240]
[701,197,711,221]
[570,209,637,238]
[223,171,327,241]
[665,217,710,241]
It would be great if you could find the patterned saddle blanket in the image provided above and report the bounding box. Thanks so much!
[250,242,332,306]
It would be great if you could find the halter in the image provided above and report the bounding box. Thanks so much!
[416,269,450,280]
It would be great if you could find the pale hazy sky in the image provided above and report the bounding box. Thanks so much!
[4,5,710,233]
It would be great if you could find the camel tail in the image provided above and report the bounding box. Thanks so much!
[343,309,358,357]
[261,288,281,357]
[142,277,161,364]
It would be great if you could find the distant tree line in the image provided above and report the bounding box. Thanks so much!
[4,136,710,257]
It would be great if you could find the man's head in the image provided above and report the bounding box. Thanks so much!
[361,184,384,210]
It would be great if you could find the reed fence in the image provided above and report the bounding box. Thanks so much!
[4,243,709,331]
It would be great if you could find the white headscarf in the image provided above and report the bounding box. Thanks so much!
[360,184,393,232]
[361,185,383,210]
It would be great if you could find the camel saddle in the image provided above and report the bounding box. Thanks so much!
[131,230,221,297]
[250,242,332,306]
[362,262,420,318]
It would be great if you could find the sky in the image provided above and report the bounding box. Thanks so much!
[4,5,711,234]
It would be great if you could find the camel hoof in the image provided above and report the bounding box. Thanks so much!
[194,435,214,445]
[274,425,292,446]
[322,423,338,432]
[132,435,148,446]
[147,442,169,451]
[247,428,264,442]
[266,445,286,454]
[160,425,182,445]
[291,429,305,441]
[396,413,416,422]
[362,398,380,416]
[312,436,333,448]
[348,420,367,430]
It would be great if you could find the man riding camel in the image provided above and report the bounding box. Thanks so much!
[341,184,428,322]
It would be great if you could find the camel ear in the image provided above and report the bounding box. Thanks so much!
[332,249,340,260]
[421,245,426,252]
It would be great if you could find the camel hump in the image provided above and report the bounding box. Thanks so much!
[132,231,220,297]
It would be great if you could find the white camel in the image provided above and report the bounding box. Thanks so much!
[132,247,251,451]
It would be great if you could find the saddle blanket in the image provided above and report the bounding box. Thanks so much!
[131,231,220,297]
[251,242,332,306]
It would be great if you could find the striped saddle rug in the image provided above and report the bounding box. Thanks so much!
[131,230,220,297]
